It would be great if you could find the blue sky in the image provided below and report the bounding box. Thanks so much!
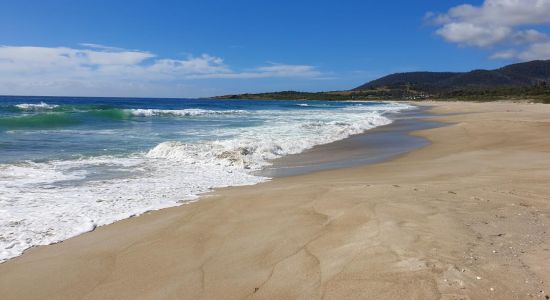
[1,0,550,97]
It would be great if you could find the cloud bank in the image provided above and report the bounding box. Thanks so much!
[0,44,323,97]
[427,0,550,60]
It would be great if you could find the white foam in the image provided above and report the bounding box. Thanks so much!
[0,101,413,262]
[0,157,263,261]
[127,108,247,117]
[15,102,59,110]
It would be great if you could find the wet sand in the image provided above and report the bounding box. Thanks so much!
[261,106,440,177]
[1,101,550,299]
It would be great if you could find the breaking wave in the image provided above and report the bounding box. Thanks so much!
[0,100,413,263]
[15,102,59,111]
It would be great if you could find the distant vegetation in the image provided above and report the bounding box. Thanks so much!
[212,90,420,101]
[213,60,550,103]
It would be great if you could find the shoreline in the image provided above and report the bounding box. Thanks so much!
[261,105,440,177]
[1,101,550,299]
[0,100,409,263]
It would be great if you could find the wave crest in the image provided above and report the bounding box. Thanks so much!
[0,101,413,262]
[127,108,247,117]
[15,102,59,110]
[146,112,395,171]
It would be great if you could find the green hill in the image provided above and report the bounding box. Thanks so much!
[213,60,550,103]
[354,60,550,92]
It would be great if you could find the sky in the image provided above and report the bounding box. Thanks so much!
[1,0,550,98]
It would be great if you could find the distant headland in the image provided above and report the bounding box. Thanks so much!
[213,60,550,103]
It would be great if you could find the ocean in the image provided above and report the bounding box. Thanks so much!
[0,96,412,262]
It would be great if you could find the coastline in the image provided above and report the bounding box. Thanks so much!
[260,105,439,177]
[1,101,550,299]
[0,101,418,263]
[0,99,407,263]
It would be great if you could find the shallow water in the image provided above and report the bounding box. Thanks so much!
[261,107,440,177]
[0,96,412,262]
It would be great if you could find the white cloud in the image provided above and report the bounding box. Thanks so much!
[255,64,321,77]
[79,43,128,51]
[189,63,323,79]
[436,23,511,47]
[0,44,324,97]
[428,0,550,60]
[0,46,155,67]
[490,50,517,59]
[490,42,550,60]
[434,0,550,27]
[517,42,550,60]
[511,29,549,44]
[148,55,230,76]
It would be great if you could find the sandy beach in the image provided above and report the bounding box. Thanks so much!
[1,101,549,299]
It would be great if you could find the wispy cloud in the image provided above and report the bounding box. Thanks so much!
[188,63,323,79]
[426,0,550,60]
[0,44,325,97]
[78,43,130,52]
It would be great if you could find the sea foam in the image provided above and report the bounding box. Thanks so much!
[127,108,247,117]
[15,102,59,110]
[0,101,412,262]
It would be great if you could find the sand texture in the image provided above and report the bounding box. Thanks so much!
[1,101,549,299]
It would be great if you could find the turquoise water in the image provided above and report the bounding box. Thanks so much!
[0,95,412,262]
[0,96,299,163]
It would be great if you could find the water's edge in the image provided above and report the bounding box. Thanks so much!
[1,102,428,263]
[261,106,441,177]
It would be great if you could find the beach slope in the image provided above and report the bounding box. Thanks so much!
[1,102,549,299]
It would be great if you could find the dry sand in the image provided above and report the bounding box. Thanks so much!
[1,101,550,299]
